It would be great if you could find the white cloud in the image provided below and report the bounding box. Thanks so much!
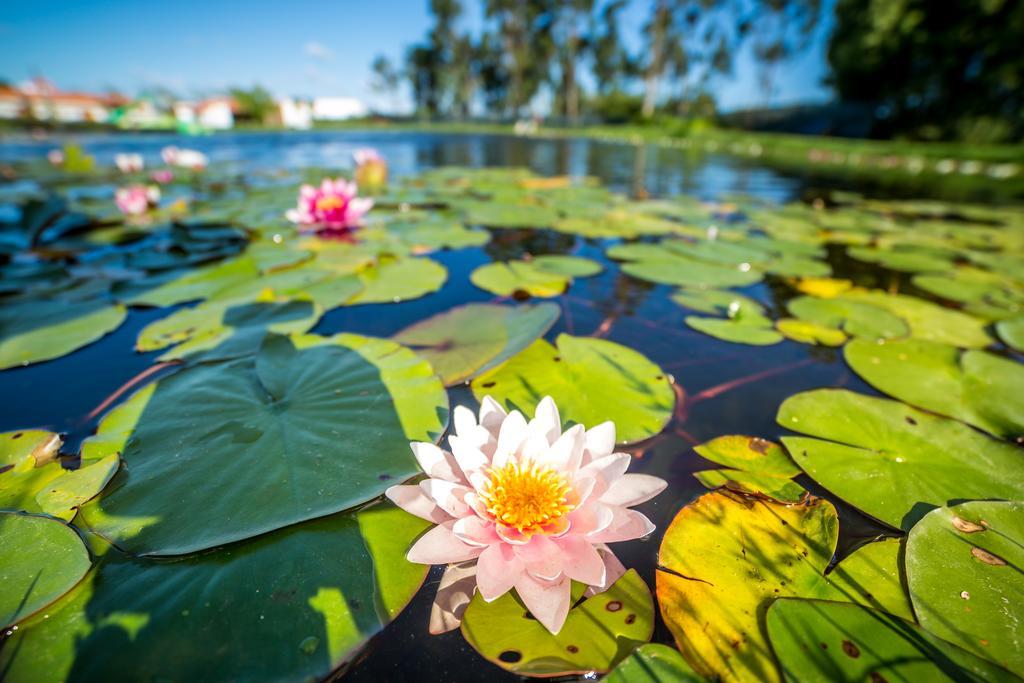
[304,41,334,62]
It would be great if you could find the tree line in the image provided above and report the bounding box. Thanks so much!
[370,0,1024,142]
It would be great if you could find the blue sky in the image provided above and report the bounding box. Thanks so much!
[0,0,835,113]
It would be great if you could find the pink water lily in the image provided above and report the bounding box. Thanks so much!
[285,178,373,232]
[161,146,207,170]
[353,148,382,166]
[151,169,174,184]
[353,148,388,189]
[115,185,160,215]
[386,396,666,634]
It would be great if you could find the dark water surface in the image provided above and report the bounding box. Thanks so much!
[0,131,894,681]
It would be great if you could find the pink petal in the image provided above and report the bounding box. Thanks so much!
[495,523,531,545]
[569,501,614,535]
[601,473,667,507]
[516,535,563,580]
[385,484,450,523]
[420,479,471,518]
[514,573,572,634]
[584,422,616,464]
[452,515,500,547]
[543,424,584,472]
[555,535,606,586]
[579,452,632,498]
[478,396,507,437]
[429,560,477,634]
[410,442,457,481]
[527,396,561,444]
[476,544,523,601]
[588,507,655,543]
[583,544,627,597]
[407,521,484,564]
[449,435,489,478]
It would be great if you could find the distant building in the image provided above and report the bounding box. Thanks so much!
[0,78,126,123]
[279,98,313,129]
[174,98,235,130]
[312,97,367,121]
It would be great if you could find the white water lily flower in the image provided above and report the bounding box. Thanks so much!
[386,396,666,634]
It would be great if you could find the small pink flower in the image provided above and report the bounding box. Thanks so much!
[353,148,382,166]
[285,177,373,232]
[47,150,64,166]
[151,169,174,184]
[115,185,160,215]
[386,396,666,635]
[353,148,388,189]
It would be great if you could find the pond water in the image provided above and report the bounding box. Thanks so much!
[1,131,1020,682]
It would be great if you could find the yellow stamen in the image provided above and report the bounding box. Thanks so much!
[479,460,576,534]
[315,195,345,212]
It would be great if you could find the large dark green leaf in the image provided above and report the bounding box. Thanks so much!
[79,333,448,555]
[0,503,429,683]
[0,299,126,370]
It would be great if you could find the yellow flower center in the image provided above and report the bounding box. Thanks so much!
[315,195,345,212]
[479,460,576,534]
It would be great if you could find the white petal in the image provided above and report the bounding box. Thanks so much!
[407,521,484,564]
[601,473,668,507]
[420,479,471,518]
[543,424,585,472]
[429,560,477,634]
[385,484,450,523]
[453,405,478,438]
[514,573,572,634]
[528,396,561,445]
[583,421,616,464]
[478,395,507,437]
[493,410,528,468]
[410,442,462,482]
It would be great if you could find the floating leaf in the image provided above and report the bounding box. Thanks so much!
[693,435,804,502]
[997,315,1024,352]
[604,643,703,683]
[393,302,559,385]
[848,245,957,273]
[347,257,448,304]
[685,316,783,346]
[470,334,675,444]
[670,288,764,316]
[840,290,991,348]
[657,491,911,682]
[470,255,601,298]
[845,338,1024,438]
[1,511,90,629]
[459,201,560,229]
[777,389,1024,530]
[608,242,763,288]
[126,256,260,307]
[767,599,1013,682]
[907,501,1024,677]
[461,570,654,677]
[0,503,429,682]
[0,299,126,370]
[79,333,448,555]
[793,277,852,298]
[775,318,846,346]
[787,295,908,340]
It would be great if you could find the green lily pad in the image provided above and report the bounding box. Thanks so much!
[848,245,957,273]
[459,200,560,229]
[608,242,763,289]
[1,429,119,520]
[604,643,703,683]
[137,299,323,361]
[126,256,260,307]
[461,569,653,677]
[393,302,559,385]
[767,599,1014,682]
[0,299,127,370]
[787,295,909,340]
[79,333,448,555]
[775,318,846,346]
[845,338,1024,438]
[840,291,991,348]
[670,288,765,316]
[347,257,448,305]
[1,511,90,629]
[777,389,1024,530]
[997,315,1024,352]
[656,491,911,682]
[693,435,804,502]
[0,503,429,683]
[906,501,1024,677]
[470,334,675,444]
[685,316,783,346]
[470,255,601,298]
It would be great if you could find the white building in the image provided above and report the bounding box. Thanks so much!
[174,98,235,130]
[0,79,125,123]
[278,98,313,129]
[312,97,368,121]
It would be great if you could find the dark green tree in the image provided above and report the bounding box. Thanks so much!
[228,86,276,124]
[591,0,635,95]
[828,0,1024,141]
